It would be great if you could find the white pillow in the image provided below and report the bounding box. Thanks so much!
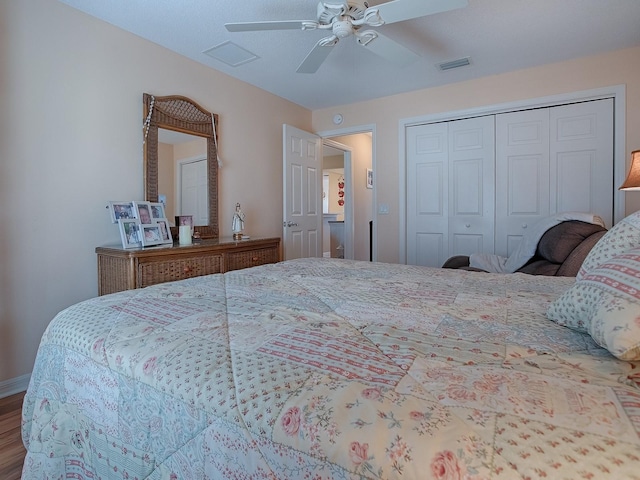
[547,247,640,361]
[577,210,640,280]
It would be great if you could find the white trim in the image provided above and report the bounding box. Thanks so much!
[318,124,377,261]
[398,85,626,264]
[0,373,30,398]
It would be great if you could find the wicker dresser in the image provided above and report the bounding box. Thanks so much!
[96,237,280,295]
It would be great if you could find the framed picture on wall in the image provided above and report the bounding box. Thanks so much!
[118,218,142,248]
[107,201,135,223]
[366,168,373,189]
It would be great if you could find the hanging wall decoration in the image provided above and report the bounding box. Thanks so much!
[337,176,345,207]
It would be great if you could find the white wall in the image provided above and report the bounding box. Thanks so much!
[0,0,311,386]
[312,46,640,263]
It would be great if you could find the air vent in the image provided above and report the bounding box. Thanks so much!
[438,57,471,71]
[203,41,259,67]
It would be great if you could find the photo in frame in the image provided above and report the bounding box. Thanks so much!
[140,224,164,247]
[118,218,142,248]
[108,201,135,223]
[150,202,166,220]
[175,215,193,232]
[366,168,373,189]
[134,201,153,224]
[155,218,173,245]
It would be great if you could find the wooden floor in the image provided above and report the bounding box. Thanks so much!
[0,391,26,480]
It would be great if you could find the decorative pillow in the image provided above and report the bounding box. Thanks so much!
[577,210,640,280]
[547,247,640,361]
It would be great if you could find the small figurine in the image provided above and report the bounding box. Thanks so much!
[232,203,245,240]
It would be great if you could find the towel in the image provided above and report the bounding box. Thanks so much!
[469,212,605,273]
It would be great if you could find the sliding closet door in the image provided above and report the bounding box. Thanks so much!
[495,99,614,256]
[406,122,449,267]
[495,109,550,257]
[448,117,495,258]
[406,116,494,267]
[550,98,614,228]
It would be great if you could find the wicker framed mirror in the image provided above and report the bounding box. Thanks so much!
[143,93,219,239]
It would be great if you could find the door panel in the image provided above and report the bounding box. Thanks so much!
[283,125,322,260]
[550,99,613,227]
[496,109,550,257]
[448,116,495,259]
[407,122,448,267]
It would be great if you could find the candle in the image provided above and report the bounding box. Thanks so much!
[179,225,192,245]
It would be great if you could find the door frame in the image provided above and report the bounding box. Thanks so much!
[398,85,627,264]
[318,124,377,261]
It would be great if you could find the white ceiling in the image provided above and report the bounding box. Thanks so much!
[58,0,640,110]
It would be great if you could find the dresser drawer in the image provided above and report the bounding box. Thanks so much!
[226,247,279,271]
[138,254,223,287]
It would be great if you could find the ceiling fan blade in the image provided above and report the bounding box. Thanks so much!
[360,31,420,67]
[225,20,312,32]
[373,0,468,25]
[296,39,336,74]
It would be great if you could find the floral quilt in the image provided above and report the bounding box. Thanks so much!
[22,258,640,479]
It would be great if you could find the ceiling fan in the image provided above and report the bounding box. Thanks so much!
[225,0,468,73]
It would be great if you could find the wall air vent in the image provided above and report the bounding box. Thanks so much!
[203,41,259,67]
[438,57,471,71]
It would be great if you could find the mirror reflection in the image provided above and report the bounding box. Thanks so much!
[157,129,208,226]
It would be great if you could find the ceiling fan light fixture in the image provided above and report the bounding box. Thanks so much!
[438,57,471,71]
[203,41,259,67]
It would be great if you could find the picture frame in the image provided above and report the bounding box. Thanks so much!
[150,202,166,221]
[175,215,193,231]
[134,201,153,224]
[366,168,373,189]
[155,218,173,245]
[107,201,135,223]
[118,218,142,248]
[140,224,164,247]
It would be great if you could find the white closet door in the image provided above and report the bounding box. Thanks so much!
[495,109,550,257]
[406,122,449,267]
[406,116,494,267]
[448,116,495,258]
[550,98,614,228]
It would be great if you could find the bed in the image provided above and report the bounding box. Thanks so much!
[21,252,640,478]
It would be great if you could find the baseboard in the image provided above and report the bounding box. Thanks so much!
[0,373,31,398]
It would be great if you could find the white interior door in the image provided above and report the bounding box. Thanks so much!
[495,108,550,257]
[178,157,208,226]
[283,124,322,260]
[448,116,495,258]
[550,98,614,228]
[406,121,449,267]
[406,116,494,267]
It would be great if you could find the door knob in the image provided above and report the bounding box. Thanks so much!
[283,221,299,227]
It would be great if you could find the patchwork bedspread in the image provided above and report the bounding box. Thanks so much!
[22,258,640,479]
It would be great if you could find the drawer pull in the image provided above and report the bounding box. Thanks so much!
[252,256,258,262]
[183,266,192,274]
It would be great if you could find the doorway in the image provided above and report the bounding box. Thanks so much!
[282,124,376,262]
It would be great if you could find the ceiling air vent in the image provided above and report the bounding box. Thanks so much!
[438,57,471,71]
[203,41,259,67]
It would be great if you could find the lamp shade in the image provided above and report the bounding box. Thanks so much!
[620,150,640,191]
